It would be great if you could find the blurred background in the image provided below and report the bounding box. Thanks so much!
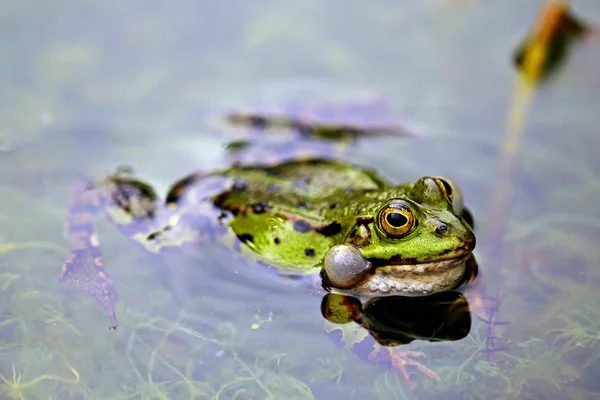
[1,1,600,399]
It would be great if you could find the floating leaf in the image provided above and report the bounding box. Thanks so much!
[513,0,590,83]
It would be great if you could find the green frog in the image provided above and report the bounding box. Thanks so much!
[60,158,476,322]
[58,100,483,383]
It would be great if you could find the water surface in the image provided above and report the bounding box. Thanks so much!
[2,1,600,399]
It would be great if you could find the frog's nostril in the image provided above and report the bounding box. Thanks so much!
[436,223,448,235]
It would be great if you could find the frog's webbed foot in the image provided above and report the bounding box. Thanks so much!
[59,244,118,330]
[59,171,160,330]
[372,347,440,385]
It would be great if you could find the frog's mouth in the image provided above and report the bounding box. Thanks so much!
[356,253,474,296]
[324,252,475,297]
[322,239,476,296]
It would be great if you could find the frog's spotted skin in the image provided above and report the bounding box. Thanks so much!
[198,159,390,273]
[60,154,476,333]
[180,159,475,292]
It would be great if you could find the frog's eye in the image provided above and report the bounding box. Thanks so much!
[433,177,464,213]
[433,177,454,203]
[379,204,415,238]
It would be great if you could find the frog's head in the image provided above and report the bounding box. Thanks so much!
[322,176,476,296]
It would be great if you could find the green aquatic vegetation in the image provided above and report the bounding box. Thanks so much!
[424,313,545,398]
[548,306,600,354]
[39,304,83,338]
[133,337,216,399]
[497,344,583,398]
[306,357,345,384]
[111,309,317,399]
[432,324,496,388]
[0,241,67,255]
[0,354,80,400]
[250,312,273,330]
[123,313,207,393]
[0,315,29,344]
[14,340,56,368]
[214,351,314,400]
[507,213,600,245]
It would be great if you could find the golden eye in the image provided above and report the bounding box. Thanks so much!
[379,204,415,238]
[433,177,454,203]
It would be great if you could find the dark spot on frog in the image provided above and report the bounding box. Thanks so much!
[305,248,316,257]
[265,168,283,177]
[356,216,374,225]
[305,158,325,165]
[329,202,340,209]
[293,122,313,137]
[236,233,254,244]
[293,220,312,233]
[232,179,248,192]
[266,184,280,193]
[166,174,201,204]
[297,201,310,209]
[251,201,271,214]
[218,211,228,222]
[248,115,269,129]
[223,139,251,155]
[146,225,170,241]
[315,222,342,237]
[274,237,281,245]
[212,192,229,209]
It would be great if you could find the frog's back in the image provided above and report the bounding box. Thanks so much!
[211,159,390,274]
[225,158,388,200]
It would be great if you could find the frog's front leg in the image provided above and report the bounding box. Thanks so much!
[60,168,224,327]
[60,168,236,329]
[321,294,441,386]
[374,347,440,384]
[59,173,161,329]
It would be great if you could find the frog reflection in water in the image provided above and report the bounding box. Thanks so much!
[59,100,484,383]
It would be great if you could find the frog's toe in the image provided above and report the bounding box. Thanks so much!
[59,249,118,330]
[379,348,440,385]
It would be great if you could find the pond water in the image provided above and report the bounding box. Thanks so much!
[2,1,600,399]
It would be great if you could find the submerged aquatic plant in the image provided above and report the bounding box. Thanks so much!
[0,355,80,400]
